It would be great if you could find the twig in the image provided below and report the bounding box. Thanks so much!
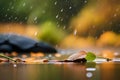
[0,54,16,62]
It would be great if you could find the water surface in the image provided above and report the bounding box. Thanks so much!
[0,62,120,80]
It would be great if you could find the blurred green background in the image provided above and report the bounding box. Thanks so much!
[0,0,120,48]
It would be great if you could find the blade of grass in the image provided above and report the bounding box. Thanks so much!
[0,53,16,62]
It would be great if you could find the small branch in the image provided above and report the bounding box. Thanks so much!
[97,56,112,61]
[0,54,16,62]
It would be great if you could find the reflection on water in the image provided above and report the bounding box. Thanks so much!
[0,62,120,80]
[100,62,120,80]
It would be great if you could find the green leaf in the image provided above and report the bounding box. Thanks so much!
[85,52,96,61]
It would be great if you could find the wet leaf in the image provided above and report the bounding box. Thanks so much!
[85,52,96,61]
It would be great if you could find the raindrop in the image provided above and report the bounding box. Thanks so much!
[7,8,10,11]
[63,26,66,29]
[14,17,18,20]
[92,25,95,29]
[11,6,14,9]
[84,0,88,3]
[57,24,60,27]
[13,64,17,67]
[5,14,8,17]
[56,15,59,18]
[23,3,26,7]
[86,72,93,78]
[113,13,117,17]
[69,6,72,9]
[30,6,33,9]
[60,18,63,21]
[34,32,38,36]
[25,17,28,20]
[54,1,57,5]
[114,52,119,56]
[48,54,53,59]
[78,24,81,27]
[60,9,64,12]
[116,8,120,12]
[34,17,38,21]
[74,29,77,36]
